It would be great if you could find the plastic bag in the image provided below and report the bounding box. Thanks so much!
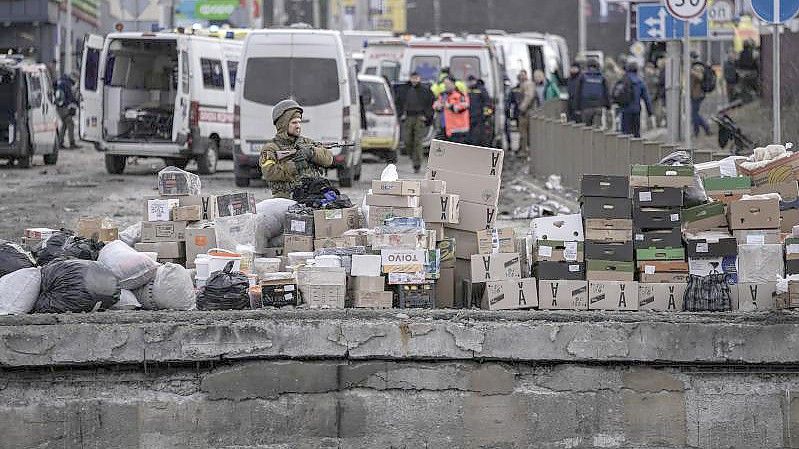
[0,240,35,277]
[157,166,201,196]
[255,198,296,251]
[132,263,196,310]
[34,230,73,265]
[197,261,250,310]
[97,240,160,290]
[34,259,120,313]
[659,151,707,207]
[381,164,399,181]
[214,213,255,251]
[683,274,732,312]
[111,289,142,310]
[0,267,41,314]
[62,235,105,261]
[119,222,141,247]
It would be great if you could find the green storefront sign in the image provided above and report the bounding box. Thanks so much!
[195,0,238,20]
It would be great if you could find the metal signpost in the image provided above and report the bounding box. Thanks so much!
[750,0,799,144]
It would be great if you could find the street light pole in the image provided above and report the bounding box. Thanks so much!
[578,0,587,55]
[773,0,782,144]
[65,0,72,75]
[683,20,691,150]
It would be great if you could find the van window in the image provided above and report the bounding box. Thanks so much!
[359,81,392,114]
[364,67,377,75]
[201,58,224,89]
[181,51,189,94]
[243,57,340,106]
[410,56,440,83]
[380,61,400,83]
[27,74,42,108]
[227,60,238,89]
[83,47,100,91]
[450,56,481,81]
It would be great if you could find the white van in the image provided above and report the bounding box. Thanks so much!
[358,74,399,161]
[0,56,60,167]
[487,32,570,97]
[79,31,242,175]
[362,35,506,148]
[233,28,362,188]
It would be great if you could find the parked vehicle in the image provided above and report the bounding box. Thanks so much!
[0,56,60,168]
[358,74,399,161]
[486,31,570,98]
[79,30,242,175]
[233,28,362,188]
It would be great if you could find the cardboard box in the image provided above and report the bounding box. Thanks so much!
[639,272,689,283]
[688,256,738,283]
[633,207,682,230]
[777,282,799,308]
[145,198,179,221]
[586,260,635,281]
[134,241,185,259]
[682,202,728,232]
[584,241,634,262]
[728,198,780,230]
[647,165,695,188]
[371,179,422,196]
[733,229,781,245]
[685,235,737,258]
[752,179,799,201]
[352,275,386,292]
[24,228,57,240]
[633,228,683,250]
[176,195,217,221]
[737,282,777,311]
[258,282,300,308]
[381,249,426,273]
[421,194,460,224]
[387,272,427,285]
[446,201,497,232]
[368,206,423,228]
[173,205,202,222]
[536,261,585,281]
[482,278,538,310]
[352,291,394,308]
[351,255,383,277]
[185,223,216,268]
[158,169,199,196]
[532,214,584,241]
[787,237,799,260]
[314,207,360,238]
[215,192,257,217]
[283,234,314,253]
[297,267,347,308]
[693,161,723,179]
[76,217,119,242]
[737,244,784,283]
[449,228,515,258]
[629,165,649,188]
[470,253,522,282]
[428,223,445,241]
[427,169,500,206]
[428,139,504,178]
[534,240,584,262]
[588,281,639,311]
[638,283,687,311]
[782,208,799,233]
[637,260,689,274]
[370,230,431,250]
[633,187,684,208]
[581,175,629,198]
[635,247,685,261]
[737,151,799,186]
[284,212,314,236]
[584,219,633,230]
[539,280,588,310]
[584,229,632,242]
[703,176,752,204]
[436,267,455,308]
[366,193,421,208]
[421,179,447,194]
[140,221,187,243]
[437,238,456,268]
[581,197,632,220]
[313,237,348,250]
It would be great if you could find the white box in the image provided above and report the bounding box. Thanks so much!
[381,249,426,273]
[532,214,585,242]
[147,198,179,222]
[470,253,522,283]
[538,280,588,310]
[483,278,538,310]
[737,282,777,311]
[428,139,504,178]
[737,244,784,283]
[350,255,382,277]
[638,283,687,311]
[366,193,421,208]
[588,281,639,311]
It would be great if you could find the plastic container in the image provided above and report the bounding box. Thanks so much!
[314,255,342,268]
[207,248,242,275]
[254,257,282,277]
[236,244,255,273]
[195,255,210,279]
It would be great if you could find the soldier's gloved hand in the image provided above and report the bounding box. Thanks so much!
[292,149,309,171]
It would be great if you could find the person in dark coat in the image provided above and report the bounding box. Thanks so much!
[576,59,610,127]
[566,61,582,122]
[619,62,653,138]
[396,71,435,173]
[466,75,492,146]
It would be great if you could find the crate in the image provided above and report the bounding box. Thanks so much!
[395,283,436,309]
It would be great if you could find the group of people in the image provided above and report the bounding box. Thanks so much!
[509,69,560,154]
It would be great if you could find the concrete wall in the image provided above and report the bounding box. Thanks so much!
[3,309,799,448]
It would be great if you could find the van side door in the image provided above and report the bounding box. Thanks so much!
[79,34,104,142]
[39,69,59,148]
[173,39,191,143]
[24,70,46,152]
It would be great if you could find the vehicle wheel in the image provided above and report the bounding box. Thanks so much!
[43,136,59,165]
[105,154,126,174]
[196,139,219,175]
[385,150,398,163]
[338,167,353,188]
[235,176,251,187]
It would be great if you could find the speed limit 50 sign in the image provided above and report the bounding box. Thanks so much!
[665,0,709,20]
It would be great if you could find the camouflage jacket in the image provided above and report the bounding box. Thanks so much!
[259,136,334,198]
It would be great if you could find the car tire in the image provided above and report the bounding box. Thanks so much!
[235,176,251,187]
[43,136,59,166]
[338,167,353,188]
[196,139,218,175]
[105,154,126,174]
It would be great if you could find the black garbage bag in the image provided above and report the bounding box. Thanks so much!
[34,230,104,265]
[291,177,353,209]
[62,235,104,261]
[0,240,35,277]
[197,261,250,311]
[34,230,73,266]
[33,259,120,313]
[683,274,733,312]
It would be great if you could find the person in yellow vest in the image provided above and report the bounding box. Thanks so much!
[433,77,470,144]
[431,67,468,97]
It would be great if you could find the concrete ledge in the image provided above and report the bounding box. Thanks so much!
[3,310,799,368]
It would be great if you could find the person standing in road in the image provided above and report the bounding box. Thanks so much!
[396,71,435,173]
[466,75,492,146]
[433,77,470,144]
[618,62,653,138]
[54,73,78,149]
[566,61,583,122]
[723,48,739,103]
[259,99,334,199]
[690,62,712,137]
[516,70,535,154]
[576,59,610,127]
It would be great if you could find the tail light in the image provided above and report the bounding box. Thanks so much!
[189,101,200,128]
[233,105,240,139]
[342,106,351,138]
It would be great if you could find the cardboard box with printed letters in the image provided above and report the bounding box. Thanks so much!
[428,139,504,178]
[283,234,314,253]
[588,281,639,311]
[482,278,538,310]
[538,280,588,310]
[638,283,687,311]
[314,207,360,238]
[737,282,777,311]
[469,253,522,283]
[185,223,216,268]
[446,201,497,232]
[427,169,500,206]
[728,198,780,230]
[421,193,460,224]
[371,180,422,196]
[140,221,187,243]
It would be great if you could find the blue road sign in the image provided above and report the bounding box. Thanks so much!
[637,3,709,41]
[750,0,799,23]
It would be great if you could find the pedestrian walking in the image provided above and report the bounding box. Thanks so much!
[396,71,435,173]
[615,61,653,138]
[690,62,712,137]
[54,73,78,149]
[466,75,492,146]
[723,49,739,103]
[566,61,582,122]
[644,62,660,130]
[576,59,610,127]
[433,77,470,144]
[515,70,535,153]
[259,99,334,199]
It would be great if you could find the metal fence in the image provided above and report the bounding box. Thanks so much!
[527,104,723,190]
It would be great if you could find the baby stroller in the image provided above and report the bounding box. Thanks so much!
[711,102,755,155]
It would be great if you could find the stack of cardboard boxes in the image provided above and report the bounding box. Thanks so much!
[350,254,392,308]
[376,218,440,308]
[532,214,587,310]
